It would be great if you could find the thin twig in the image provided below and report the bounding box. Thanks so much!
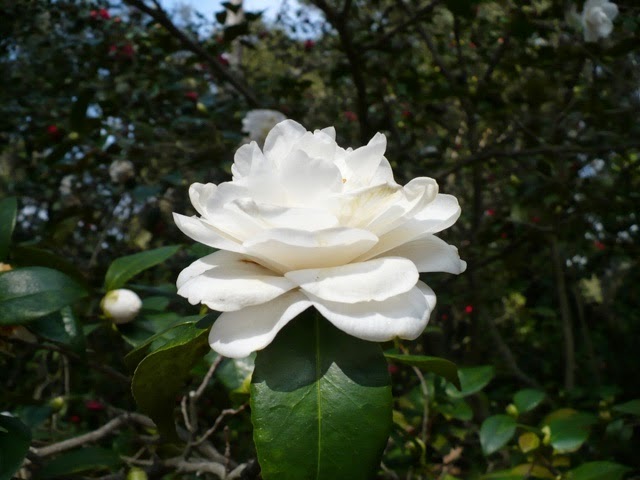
[193,404,248,447]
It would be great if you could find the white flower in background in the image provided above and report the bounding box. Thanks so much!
[109,159,135,184]
[581,0,618,42]
[174,120,466,358]
[101,289,142,324]
[241,109,287,146]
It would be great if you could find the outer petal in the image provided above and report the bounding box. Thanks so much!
[309,281,436,342]
[189,182,217,217]
[244,227,378,272]
[356,194,462,261]
[382,235,467,274]
[177,252,296,311]
[209,290,312,358]
[173,213,245,253]
[286,257,418,303]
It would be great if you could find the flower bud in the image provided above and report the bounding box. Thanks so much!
[101,289,142,324]
[109,160,135,184]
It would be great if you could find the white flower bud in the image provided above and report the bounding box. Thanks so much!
[109,160,136,184]
[581,0,618,43]
[101,289,142,324]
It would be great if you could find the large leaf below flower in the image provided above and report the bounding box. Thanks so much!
[251,313,392,480]
[0,414,31,480]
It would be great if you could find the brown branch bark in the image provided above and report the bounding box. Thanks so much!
[122,0,260,107]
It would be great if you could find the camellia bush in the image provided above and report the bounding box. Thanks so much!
[1,0,639,479]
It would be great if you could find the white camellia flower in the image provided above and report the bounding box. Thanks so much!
[242,109,287,146]
[581,0,618,42]
[101,289,142,324]
[174,120,466,358]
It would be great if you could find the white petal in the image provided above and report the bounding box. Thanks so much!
[356,194,462,261]
[173,213,245,253]
[279,148,342,203]
[177,251,295,311]
[245,227,378,271]
[231,199,339,231]
[231,142,271,180]
[189,183,217,217]
[296,130,337,160]
[310,281,436,342]
[601,3,618,20]
[382,235,467,274]
[319,126,336,140]
[286,257,418,303]
[263,119,307,163]
[341,132,387,186]
[209,290,312,358]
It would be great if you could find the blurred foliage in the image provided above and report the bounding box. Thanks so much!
[1,0,639,478]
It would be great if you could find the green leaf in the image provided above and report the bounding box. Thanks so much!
[251,313,392,480]
[446,365,495,398]
[38,446,121,479]
[218,353,255,391]
[514,389,545,413]
[545,411,597,453]
[0,197,17,262]
[612,399,640,416]
[384,353,460,390]
[480,414,517,455]
[29,306,85,354]
[0,267,87,325]
[0,414,31,480]
[566,461,632,480]
[131,324,209,442]
[104,245,181,291]
[11,245,86,283]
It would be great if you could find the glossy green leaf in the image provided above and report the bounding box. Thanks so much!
[384,353,460,389]
[513,389,545,413]
[0,197,17,262]
[0,414,31,480]
[104,245,180,291]
[131,323,209,441]
[566,461,631,480]
[0,267,87,325]
[11,245,86,283]
[251,314,392,480]
[545,411,597,453]
[480,415,517,455]
[38,446,121,479]
[446,365,495,398]
[612,399,640,416]
[29,306,85,354]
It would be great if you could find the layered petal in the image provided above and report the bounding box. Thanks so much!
[177,251,296,311]
[209,290,312,358]
[382,235,467,274]
[286,257,418,303]
[263,119,308,163]
[173,213,244,253]
[309,281,436,342]
[244,227,378,271]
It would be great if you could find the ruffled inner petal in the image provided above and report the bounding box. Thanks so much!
[244,227,379,272]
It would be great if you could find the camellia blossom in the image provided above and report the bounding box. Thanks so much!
[241,109,287,146]
[174,120,466,358]
[101,289,142,324]
[581,0,618,42]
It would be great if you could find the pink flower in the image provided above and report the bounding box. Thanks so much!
[85,400,105,411]
[184,91,199,102]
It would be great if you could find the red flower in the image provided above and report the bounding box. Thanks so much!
[70,414,81,423]
[531,216,541,224]
[464,305,474,314]
[47,125,59,135]
[387,364,399,375]
[304,39,315,51]
[441,313,449,321]
[594,240,605,250]
[99,8,110,20]
[85,400,105,411]
[90,9,98,19]
[500,232,508,239]
[108,44,118,54]
[485,208,495,216]
[344,111,358,122]
[121,43,135,58]
[218,54,230,67]
[184,91,199,102]
[401,110,412,119]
